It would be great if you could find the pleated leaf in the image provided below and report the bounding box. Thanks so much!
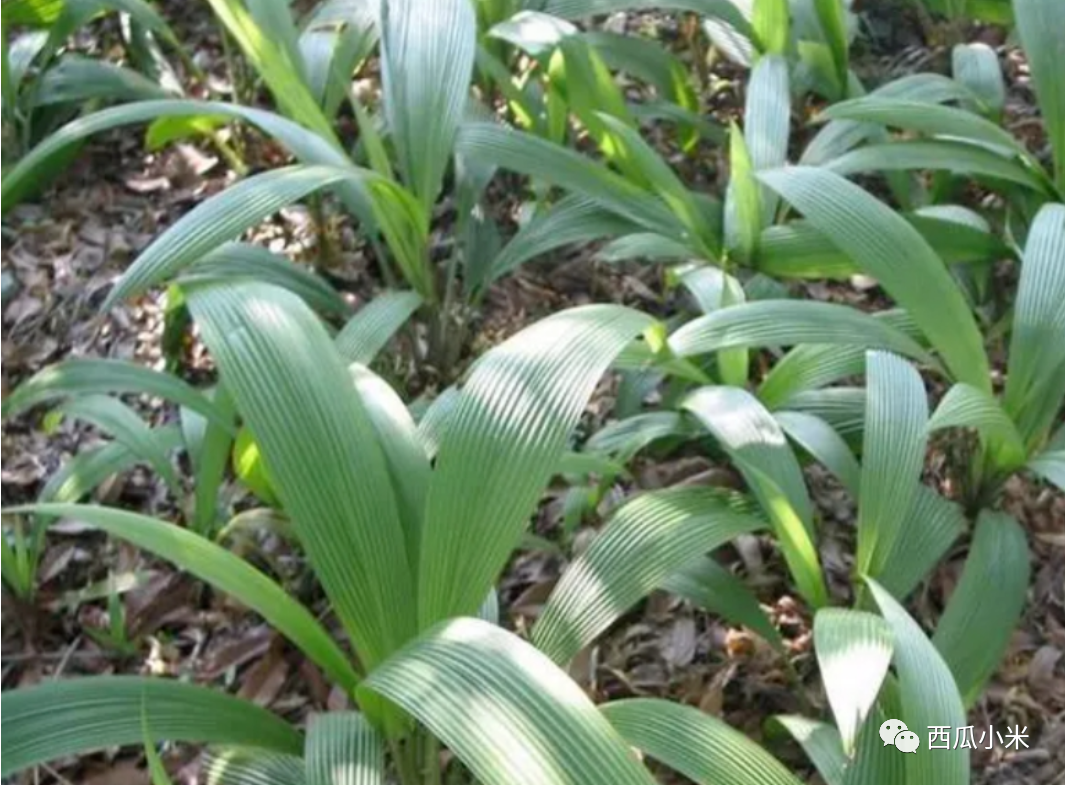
[814,609,893,756]
[683,387,829,608]
[2,357,228,428]
[535,487,766,664]
[660,555,785,652]
[868,579,970,785]
[204,749,305,785]
[775,411,862,497]
[1,676,302,778]
[602,699,804,785]
[418,305,654,627]
[334,291,422,364]
[1004,204,1065,440]
[668,300,931,364]
[933,511,1030,707]
[380,0,475,211]
[361,617,657,785]
[760,167,990,391]
[47,395,181,493]
[184,243,351,318]
[185,280,416,673]
[306,712,384,785]
[928,383,1027,471]
[858,351,929,579]
[770,717,846,785]
[35,55,172,105]
[952,43,1005,116]
[1014,0,1065,190]
[11,502,360,693]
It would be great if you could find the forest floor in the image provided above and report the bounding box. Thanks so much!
[1,4,1063,785]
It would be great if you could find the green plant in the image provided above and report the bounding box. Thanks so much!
[2,278,998,785]
[1,0,187,164]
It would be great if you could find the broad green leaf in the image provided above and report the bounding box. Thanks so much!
[184,243,351,317]
[822,99,1034,165]
[725,121,762,261]
[775,410,861,497]
[456,122,683,235]
[535,487,766,664]
[419,305,654,627]
[1004,204,1065,441]
[12,503,360,693]
[770,717,846,785]
[362,617,658,785]
[759,167,990,391]
[928,383,1027,471]
[585,411,688,460]
[814,609,893,755]
[868,579,970,785]
[757,310,923,409]
[813,0,850,97]
[105,165,389,308]
[544,0,752,36]
[186,280,416,673]
[182,386,238,535]
[2,0,64,25]
[660,555,784,651]
[2,358,228,428]
[744,54,790,214]
[784,387,866,442]
[873,487,965,601]
[1028,441,1065,491]
[349,364,429,570]
[46,395,181,493]
[952,43,1005,116]
[490,196,643,285]
[1,676,302,777]
[858,352,928,579]
[683,387,828,608]
[1,100,373,218]
[582,29,699,117]
[39,425,183,503]
[825,139,1052,194]
[602,699,804,785]
[676,267,748,385]
[752,0,789,55]
[380,0,475,211]
[204,0,335,143]
[1014,0,1065,190]
[306,712,383,785]
[334,291,422,364]
[668,300,931,365]
[933,511,1030,707]
[204,749,305,785]
[35,55,172,106]
[600,233,694,263]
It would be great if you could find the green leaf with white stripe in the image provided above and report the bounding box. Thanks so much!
[306,712,383,785]
[683,387,829,608]
[204,749,305,785]
[10,502,361,693]
[418,305,655,627]
[868,579,970,785]
[362,617,658,785]
[602,699,804,785]
[534,487,766,664]
[814,609,893,756]
[933,511,1030,708]
[760,167,990,391]
[1,676,302,778]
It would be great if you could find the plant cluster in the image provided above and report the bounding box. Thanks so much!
[1,0,1062,784]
